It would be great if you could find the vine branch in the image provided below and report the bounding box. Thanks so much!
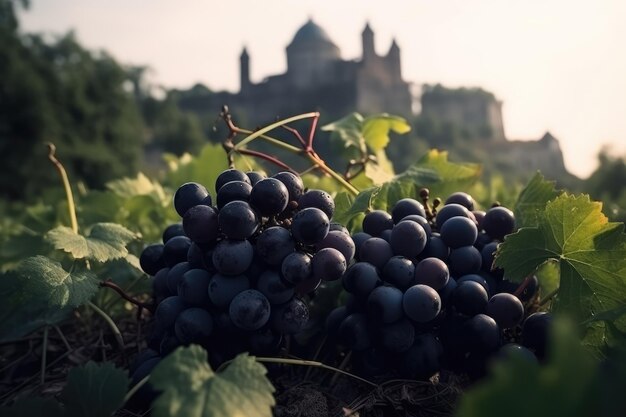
[100,279,155,313]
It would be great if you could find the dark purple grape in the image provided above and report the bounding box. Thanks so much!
[272,171,304,202]
[522,312,552,360]
[401,215,432,237]
[152,267,171,298]
[414,257,449,290]
[130,356,161,402]
[281,252,312,285]
[174,308,213,344]
[294,275,322,295]
[249,178,289,217]
[256,270,294,305]
[453,280,488,316]
[140,244,166,276]
[155,296,186,329]
[421,233,449,261]
[437,275,458,305]
[343,262,381,297]
[162,223,185,243]
[457,274,490,294]
[174,182,210,217]
[166,262,191,294]
[473,210,486,230]
[380,229,392,243]
[403,284,441,323]
[177,268,211,307]
[291,207,329,245]
[163,236,192,267]
[481,241,504,277]
[212,239,253,275]
[245,171,266,186]
[215,169,251,191]
[486,293,524,329]
[445,192,475,211]
[440,216,478,249]
[316,230,355,262]
[362,210,393,237]
[218,201,259,240]
[298,189,335,219]
[229,289,271,331]
[400,333,443,380]
[448,245,482,276]
[435,203,470,229]
[352,232,372,261]
[382,256,415,290]
[255,226,295,266]
[495,343,538,365]
[378,318,415,353]
[391,198,426,223]
[329,222,349,235]
[483,206,515,241]
[129,349,160,376]
[208,273,250,308]
[338,313,371,351]
[182,205,218,244]
[466,313,501,353]
[311,248,346,282]
[187,242,207,269]
[216,180,252,209]
[360,237,393,269]
[367,285,404,323]
[271,298,309,334]
[390,220,427,258]
[326,306,349,337]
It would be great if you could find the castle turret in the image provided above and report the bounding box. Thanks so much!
[240,47,250,92]
[386,38,401,79]
[361,22,376,61]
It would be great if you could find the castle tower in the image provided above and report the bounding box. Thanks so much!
[240,47,251,92]
[361,22,376,62]
[386,38,401,79]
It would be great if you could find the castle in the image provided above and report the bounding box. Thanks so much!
[175,19,570,180]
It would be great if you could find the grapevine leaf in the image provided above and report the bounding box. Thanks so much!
[61,361,130,417]
[321,112,365,151]
[364,149,396,185]
[46,223,138,262]
[150,345,275,417]
[362,113,411,151]
[0,397,64,417]
[456,318,598,417]
[514,172,561,227]
[494,194,626,353]
[0,256,98,342]
[106,172,164,199]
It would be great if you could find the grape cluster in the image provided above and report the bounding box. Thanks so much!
[328,191,552,380]
[132,169,355,385]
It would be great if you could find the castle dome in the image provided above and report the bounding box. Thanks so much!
[288,19,337,49]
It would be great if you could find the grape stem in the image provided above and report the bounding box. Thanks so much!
[47,143,79,234]
[100,279,155,313]
[88,301,126,356]
[539,287,559,306]
[513,275,533,298]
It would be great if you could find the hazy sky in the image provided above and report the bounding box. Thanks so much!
[19,0,626,178]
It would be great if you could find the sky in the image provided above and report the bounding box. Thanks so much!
[18,0,626,179]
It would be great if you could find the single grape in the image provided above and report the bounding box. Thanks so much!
[229,289,271,331]
[343,262,381,297]
[360,237,393,269]
[212,239,254,275]
[445,192,475,211]
[215,169,251,191]
[362,210,393,237]
[400,333,443,380]
[281,252,312,285]
[435,203,470,230]
[216,180,252,209]
[440,216,478,249]
[311,248,346,282]
[420,233,449,261]
[403,284,441,323]
[152,267,171,298]
[401,214,432,237]
[338,313,371,351]
[380,229,392,243]
[272,171,304,202]
[140,244,166,276]
[522,312,552,360]
[291,207,329,245]
[351,232,372,261]
[316,230,355,262]
[466,313,501,353]
[382,256,415,291]
[298,189,335,219]
[457,274,490,294]
[453,280,488,316]
[218,201,259,240]
[271,298,309,334]
[437,274,458,305]
[155,296,186,329]
[249,178,289,217]
[448,245,482,276]
[208,273,250,308]
[255,226,295,266]
[163,236,192,267]
[483,206,515,240]
[174,308,213,344]
[177,268,211,307]
[367,285,404,324]
[173,182,209,217]
[245,171,266,186]
[390,220,427,258]
[377,319,415,353]
[391,198,426,223]
[162,223,185,243]
[486,293,524,329]
[495,343,538,365]
[329,222,349,235]
[256,270,294,305]
[166,262,191,294]
[414,257,450,290]
[130,356,161,401]
[182,205,218,244]
[326,306,349,337]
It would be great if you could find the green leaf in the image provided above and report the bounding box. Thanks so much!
[151,345,275,417]
[46,223,138,262]
[0,256,98,342]
[61,361,130,417]
[106,172,165,199]
[362,114,411,151]
[0,397,64,417]
[321,112,365,152]
[456,318,598,417]
[495,194,626,353]
[514,172,562,227]
[363,149,395,185]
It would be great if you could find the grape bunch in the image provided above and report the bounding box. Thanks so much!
[131,169,356,387]
[327,191,552,380]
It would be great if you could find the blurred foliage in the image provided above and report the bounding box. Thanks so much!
[581,150,626,223]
